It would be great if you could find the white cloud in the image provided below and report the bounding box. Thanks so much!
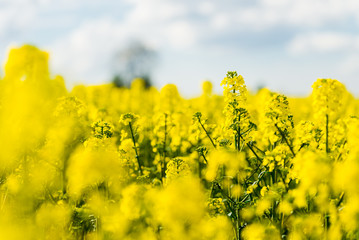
[2,0,359,94]
[47,18,126,85]
[339,54,359,74]
[211,13,231,30]
[287,32,359,55]
[47,14,198,86]
[32,0,359,91]
[45,0,201,86]
[235,0,359,30]
[165,21,198,48]
[125,0,187,24]
[0,1,37,35]
[197,2,215,15]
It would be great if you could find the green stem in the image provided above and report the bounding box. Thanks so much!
[234,135,238,151]
[213,182,237,214]
[161,114,168,180]
[201,153,208,164]
[239,134,262,162]
[237,128,241,152]
[275,124,296,157]
[236,114,241,152]
[129,122,142,175]
[252,144,265,154]
[198,118,216,149]
[326,114,329,154]
[336,192,345,207]
[236,173,241,240]
[243,164,261,186]
[324,212,330,233]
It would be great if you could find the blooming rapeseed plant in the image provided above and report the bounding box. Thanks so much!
[1,45,359,239]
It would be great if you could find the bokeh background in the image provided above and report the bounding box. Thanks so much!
[1,0,359,96]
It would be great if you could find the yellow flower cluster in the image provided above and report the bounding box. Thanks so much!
[312,78,347,121]
[221,71,254,150]
[2,45,359,240]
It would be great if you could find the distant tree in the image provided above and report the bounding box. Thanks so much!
[112,41,157,88]
[112,75,126,88]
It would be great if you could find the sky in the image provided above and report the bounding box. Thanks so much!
[1,0,359,97]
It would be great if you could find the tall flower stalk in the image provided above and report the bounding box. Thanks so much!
[312,78,346,154]
[120,113,142,175]
[221,71,255,151]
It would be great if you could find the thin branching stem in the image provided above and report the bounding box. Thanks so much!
[252,144,265,154]
[275,124,296,157]
[336,192,345,207]
[237,127,241,152]
[243,164,262,186]
[161,113,168,180]
[129,122,142,175]
[326,114,329,154]
[198,118,217,149]
[239,134,262,162]
[201,153,208,164]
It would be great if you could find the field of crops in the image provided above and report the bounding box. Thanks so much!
[1,45,359,240]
